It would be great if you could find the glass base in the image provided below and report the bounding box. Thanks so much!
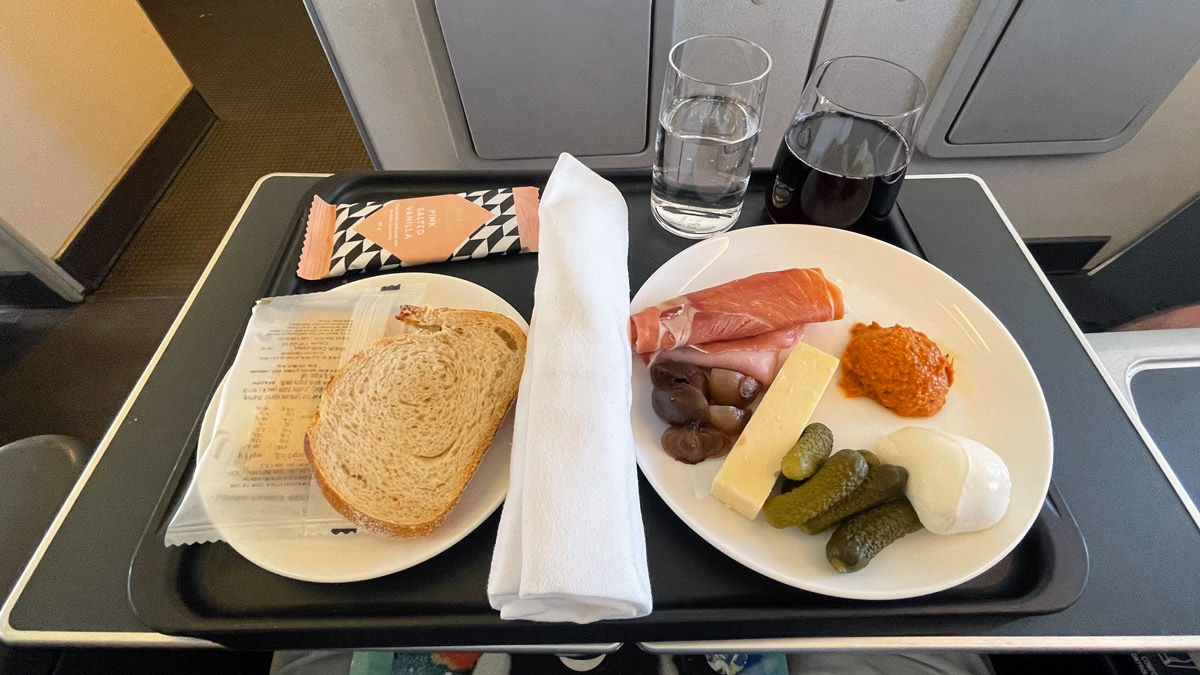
[651,193,741,239]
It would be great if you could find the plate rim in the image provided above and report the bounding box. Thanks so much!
[631,223,1053,600]
[202,272,526,583]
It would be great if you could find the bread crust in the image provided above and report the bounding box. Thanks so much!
[304,307,525,538]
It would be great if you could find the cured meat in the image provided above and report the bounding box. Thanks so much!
[630,269,843,354]
[651,348,780,386]
[690,324,807,354]
[646,325,806,385]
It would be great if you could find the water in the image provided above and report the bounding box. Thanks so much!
[651,95,760,238]
[766,111,910,230]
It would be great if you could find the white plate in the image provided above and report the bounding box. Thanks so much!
[200,272,526,583]
[631,225,1052,600]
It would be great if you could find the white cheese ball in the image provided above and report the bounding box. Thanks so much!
[874,427,1011,534]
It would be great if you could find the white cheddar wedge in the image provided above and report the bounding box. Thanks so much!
[710,342,840,519]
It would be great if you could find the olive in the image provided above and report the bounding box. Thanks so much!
[651,384,709,425]
[661,424,733,464]
[708,405,750,434]
[649,360,708,397]
[737,375,761,402]
[708,368,761,407]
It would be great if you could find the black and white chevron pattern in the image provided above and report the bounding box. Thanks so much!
[323,188,526,278]
[449,189,523,261]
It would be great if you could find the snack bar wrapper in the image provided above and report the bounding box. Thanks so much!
[297,187,540,280]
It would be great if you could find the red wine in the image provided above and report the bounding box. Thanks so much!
[766,111,910,229]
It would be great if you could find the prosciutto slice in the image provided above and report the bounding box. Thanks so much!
[647,325,806,385]
[630,268,844,354]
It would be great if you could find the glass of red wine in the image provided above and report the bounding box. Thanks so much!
[766,56,927,230]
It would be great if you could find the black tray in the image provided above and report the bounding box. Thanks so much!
[128,170,1088,650]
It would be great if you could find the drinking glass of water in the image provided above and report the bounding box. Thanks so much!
[766,56,926,230]
[651,35,771,238]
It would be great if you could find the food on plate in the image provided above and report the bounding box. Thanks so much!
[778,476,803,494]
[766,423,1009,572]
[781,448,877,498]
[800,464,909,535]
[707,405,750,434]
[304,306,526,537]
[780,422,834,481]
[838,322,955,417]
[826,499,923,573]
[710,343,841,519]
[648,325,805,385]
[629,268,845,354]
[874,427,1012,534]
[652,384,710,426]
[764,424,921,572]
[650,361,755,461]
[707,368,762,407]
[763,450,869,528]
[661,424,734,464]
[649,360,708,395]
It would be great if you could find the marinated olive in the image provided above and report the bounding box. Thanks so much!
[649,360,708,397]
[708,405,750,434]
[652,384,709,425]
[708,369,761,407]
[738,375,762,402]
[661,423,733,464]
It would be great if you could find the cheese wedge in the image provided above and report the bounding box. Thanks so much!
[710,342,840,519]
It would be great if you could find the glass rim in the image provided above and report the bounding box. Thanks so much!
[668,35,773,87]
[812,55,928,119]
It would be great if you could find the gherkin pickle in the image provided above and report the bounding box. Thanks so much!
[826,499,923,573]
[780,423,835,481]
[764,449,868,528]
[800,464,908,535]
[779,476,802,494]
[832,448,878,467]
[857,449,882,467]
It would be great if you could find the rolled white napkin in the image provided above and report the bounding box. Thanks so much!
[487,153,652,623]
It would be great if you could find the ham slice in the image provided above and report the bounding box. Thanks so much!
[691,324,807,353]
[630,268,844,354]
[646,325,806,385]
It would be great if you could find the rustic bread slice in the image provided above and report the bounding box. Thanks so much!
[305,305,526,537]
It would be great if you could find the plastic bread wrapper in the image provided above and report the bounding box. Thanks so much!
[164,284,426,546]
[297,187,540,280]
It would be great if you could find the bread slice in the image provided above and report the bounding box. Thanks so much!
[305,305,526,537]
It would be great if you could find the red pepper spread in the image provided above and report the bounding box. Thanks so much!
[839,322,954,417]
